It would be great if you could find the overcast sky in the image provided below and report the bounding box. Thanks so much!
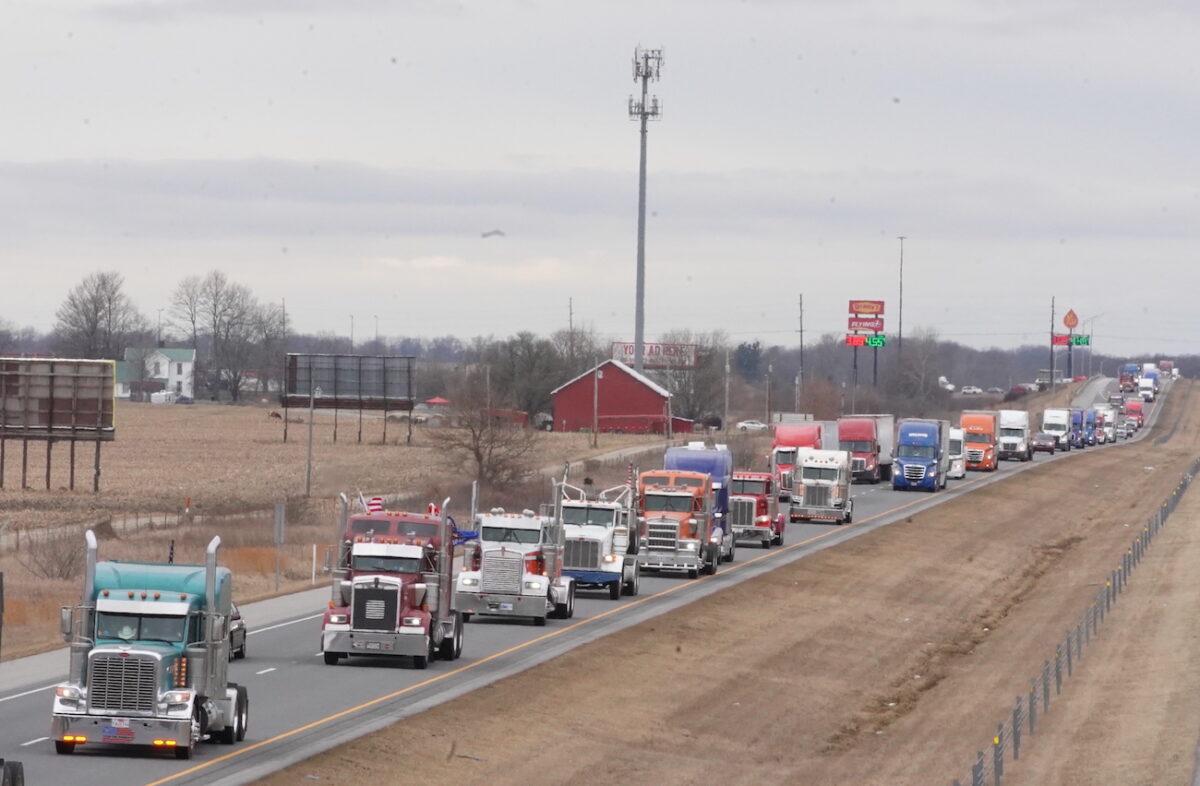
[2,0,1198,355]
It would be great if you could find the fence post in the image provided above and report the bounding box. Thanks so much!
[1066,631,1073,677]
[994,724,1004,784]
[1042,662,1051,711]
[1012,697,1022,760]
[972,751,985,786]
[1028,681,1037,734]
[1076,622,1083,660]
[1055,645,1063,694]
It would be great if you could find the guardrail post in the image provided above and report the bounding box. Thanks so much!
[1055,645,1063,694]
[972,751,985,786]
[994,723,1004,784]
[1042,662,1051,711]
[1066,631,1073,676]
[1028,681,1037,734]
[1012,697,1022,760]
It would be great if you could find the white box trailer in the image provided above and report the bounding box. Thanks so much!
[998,410,1032,461]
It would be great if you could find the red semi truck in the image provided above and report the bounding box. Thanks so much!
[728,471,786,548]
[836,415,895,483]
[771,423,823,499]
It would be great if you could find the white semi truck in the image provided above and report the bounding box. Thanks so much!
[998,410,1032,461]
[791,448,854,524]
[948,427,967,479]
[557,482,640,599]
[1139,377,1155,402]
[1042,409,1072,451]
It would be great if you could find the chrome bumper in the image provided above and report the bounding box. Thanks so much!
[322,628,428,657]
[792,504,849,521]
[51,712,189,747]
[454,591,548,618]
[732,525,772,541]
[637,551,702,571]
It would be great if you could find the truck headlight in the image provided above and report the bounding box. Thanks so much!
[56,685,82,701]
[402,616,424,627]
[709,532,722,544]
[524,580,545,591]
[603,553,620,563]
[328,613,348,625]
[681,541,697,551]
[162,690,191,705]
[460,576,479,587]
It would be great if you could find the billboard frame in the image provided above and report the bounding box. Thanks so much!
[280,354,416,445]
[610,342,698,370]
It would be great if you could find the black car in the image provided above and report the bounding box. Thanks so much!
[1031,432,1057,455]
[228,603,247,660]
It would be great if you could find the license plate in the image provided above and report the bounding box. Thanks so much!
[366,641,381,650]
[111,718,129,728]
[499,602,514,611]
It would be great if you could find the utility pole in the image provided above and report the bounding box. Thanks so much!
[1049,296,1056,390]
[629,46,663,374]
[723,349,730,433]
[156,308,163,345]
[592,359,600,448]
[349,315,354,353]
[797,293,805,398]
[568,297,575,368]
[764,363,773,424]
[897,236,906,360]
[374,315,379,346]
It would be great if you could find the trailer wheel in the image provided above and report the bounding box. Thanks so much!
[2,760,25,786]
[54,741,75,755]
[609,579,621,600]
[322,652,341,666]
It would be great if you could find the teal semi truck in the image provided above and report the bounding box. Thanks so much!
[51,531,249,758]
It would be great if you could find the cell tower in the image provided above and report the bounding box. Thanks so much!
[629,46,663,373]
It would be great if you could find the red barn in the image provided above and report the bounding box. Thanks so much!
[550,360,693,434]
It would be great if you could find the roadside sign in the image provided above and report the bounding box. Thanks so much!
[610,342,698,369]
[845,334,867,347]
[848,316,884,332]
[1063,309,1079,329]
[866,334,887,348]
[849,299,885,315]
[1071,334,1090,346]
[1052,333,1070,346]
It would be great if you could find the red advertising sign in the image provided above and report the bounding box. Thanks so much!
[1063,309,1079,330]
[849,299,885,315]
[845,334,867,347]
[1051,333,1070,346]
[848,317,884,332]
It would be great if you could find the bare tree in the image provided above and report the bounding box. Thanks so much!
[433,371,538,487]
[171,275,203,350]
[654,329,729,421]
[54,271,146,359]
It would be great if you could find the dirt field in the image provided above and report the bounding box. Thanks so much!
[265,380,1199,786]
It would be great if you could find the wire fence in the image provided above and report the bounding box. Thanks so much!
[950,455,1200,786]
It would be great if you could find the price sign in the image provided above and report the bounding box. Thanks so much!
[845,334,867,347]
[1071,334,1090,346]
[866,334,887,348]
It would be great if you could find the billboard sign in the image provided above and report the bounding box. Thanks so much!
[849,299,885,315]
[848,317,884,332]
[282,354,415,410]
[0,358,116,440]
[610,342,698,369]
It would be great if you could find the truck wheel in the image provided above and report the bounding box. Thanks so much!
[438,613,463,660]
[462,613,472,623]
[555,586,575,618]
[412,633,436,668]
[623,565,639,596]
[725,541,736,562]
[174,745,192,760]
[687,568,699,579]
[236,685,249,741]
[609,579,622,600]
[322,651,341,666]
[533,614,547,627]
[216,684,244,744]
[762,535,771,549]
[236,638,247,660]
[2,760,24,786]
[54,740,75,755]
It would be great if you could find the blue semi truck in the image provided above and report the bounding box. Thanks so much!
[1084,409,1097,446]
[1070,408,1085,449]
[663,442,736,564]
[892,419,952,491]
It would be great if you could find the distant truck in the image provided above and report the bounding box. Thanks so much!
[892,419,951,491]
[455,509,575,624]
[1139,376,1156,402]
[53,531,249,758]
[1145,369,1161,393]
[324,500,464,668]
[948,427,967,479]
[1083,409,1098,446]
[771,423,824,500]
[997,409,1033,461]
[558,482,640,599]
[836,414,895,483]
[1125,399,1145,428]
[1097,405,1117,442]
[791,448,853,524]
[728,471,786,548]
[1042,408,1072,451]
[637,469,720,578]
[664,443,735,563]
[1070,408,1086,449]
[960,410,1000,471]
[1119,363,1140,392]
[1159,360,1175,375]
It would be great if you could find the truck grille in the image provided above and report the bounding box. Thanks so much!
[803,485,831,507]
[563,538,601,570]
[481,552,523,594]
[851,458,866,473]
[904,464,926,482]
[88,653,156,714]
[967,449,985,462]
[646,520,679,551]
[1002,441,1019,452]
[352,584,399,631]
[730,497,755,528]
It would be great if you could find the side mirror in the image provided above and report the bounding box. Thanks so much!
[412,583,428,607]
[60,606,73,637]
[232,609,242,621]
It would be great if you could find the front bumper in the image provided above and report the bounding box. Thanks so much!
[892,473,936,490]
[52,712,189,748]
[322,627,428,657]
[998,445,1026,459]
[791,504,849,522]
[637,550,702,571]
[454,591,548,618]
[564,568,620,586]
[732,525,773,541]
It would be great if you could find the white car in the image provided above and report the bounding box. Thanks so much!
[736,419,769,432]
[961,386,984,395]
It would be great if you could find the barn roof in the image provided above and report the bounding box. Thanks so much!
[550,359,671,399]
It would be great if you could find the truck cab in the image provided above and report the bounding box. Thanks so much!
[1069,408,1086,449]
[664,443,735,564]
[791,448,853,524]
[558,483,640,599]
[998,410,1032,461]
[837,416,885,483]
[455,510,575,624]
[960,410,1000,471]
[892,419,949,491]
[1140,376,1156,401]
[53,532,248,759]
[729,471,786,548]
[948,427,967,478]
[637,470,719,578]
[1042,408,1072,450]
[771,424,823,502]
[1083,409,1098,446]
[324,501,464,668]
[1125,399,1145,428]
[1119,363,1140,393]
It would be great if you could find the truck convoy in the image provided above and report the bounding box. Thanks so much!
[637,469,720,578]
[997,410,1033,461]
[791,448,854,523]
[455,508,576,624]
[836,414,895,483]
[53,531,249,758]
[729,471,786,548]
[558,481,640,599]
[323,500,465,667]
[663,443,735,563]
[771,423,823,500]
[948,427,967,479]
[892,419,951,491]
[960,410,1000,471]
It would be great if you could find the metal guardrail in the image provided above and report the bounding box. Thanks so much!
[950,455,1200,786]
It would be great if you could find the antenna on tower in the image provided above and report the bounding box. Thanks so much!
[629,46,664,374]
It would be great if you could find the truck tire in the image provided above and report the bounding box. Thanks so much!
[554,586,575,618]
[323,651,341,666]
[623,565,639,596]
[609,579,622,600]
[703,547,719,575]
[724,540,736,563]
[438,613,464,660]
[412,631,436,668]
[216,684,245,744]
[687,568,699,579]
[236,685,249,741]
[882,465,892,481]
[533,614,547,627]
[175,745,192,760]
[762,535,771,549]
[2,760,25,786]
[54,741,75,755]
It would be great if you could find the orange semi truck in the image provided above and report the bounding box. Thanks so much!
[959,410,999,471]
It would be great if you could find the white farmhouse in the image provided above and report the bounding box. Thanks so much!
[116,347,197,399]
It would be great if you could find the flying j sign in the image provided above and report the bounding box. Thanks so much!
[848,317,884,332]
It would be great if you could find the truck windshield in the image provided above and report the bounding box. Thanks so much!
[897,445,937,459]
[643,494,694,512]
[773,448,797,465]
[1000,428,1024,438]
[949,439,963,454]
[801,467,838,481]
[480,526,541,544]
[561,506,617,527]
[96,612,187,643]
[839,440,873,452]
[965,433,991,443]
[731,479,767,495]
[351,555,421,573]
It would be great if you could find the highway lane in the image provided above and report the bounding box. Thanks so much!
[0,377,1148,785]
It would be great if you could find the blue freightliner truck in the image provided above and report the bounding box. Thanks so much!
[663,442,736,564]
[892,419,951,492]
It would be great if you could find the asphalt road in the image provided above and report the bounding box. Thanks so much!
[0,377,1147,786]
